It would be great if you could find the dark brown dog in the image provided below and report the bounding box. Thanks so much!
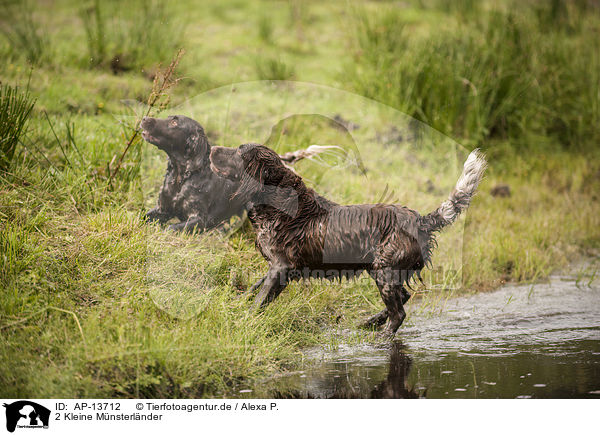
[210,143,486,335]
[141,115,244,232]
[141,115,322,233]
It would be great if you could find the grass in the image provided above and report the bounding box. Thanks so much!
[254,57,296,80]
[0,0,599,398]
[346,2,599,149]
[0,0,49,65]
[0,80,36,170]
[78,0,185,72]
[257,14,274,44]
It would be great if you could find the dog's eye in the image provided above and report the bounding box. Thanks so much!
[170,119,178,127]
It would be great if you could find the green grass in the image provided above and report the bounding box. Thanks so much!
[78,0,185,72]
[346,2,599,149]
[0,81,36,170]
[1,0,599,398]
[255,56,296,80]
[0,0,50,65]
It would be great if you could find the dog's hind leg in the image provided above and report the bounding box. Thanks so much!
[400,286,411,305]
[361,270,389,329]
[370,270,406,336]
[362,268,410,329]
[360,308,388,329]
[362,287,408,330]
[381,285,406,336]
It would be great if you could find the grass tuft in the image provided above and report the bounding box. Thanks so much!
[255,57,296,81]
[0,81,36,171]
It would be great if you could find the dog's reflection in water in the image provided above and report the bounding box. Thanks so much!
[369,341,420,399]
[277,341,422,399]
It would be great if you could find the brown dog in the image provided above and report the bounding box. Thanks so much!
[210,143,486,335]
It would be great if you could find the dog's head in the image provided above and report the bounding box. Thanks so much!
[210,143,294,198]
[210,143,285,182]
[141,115,210,173]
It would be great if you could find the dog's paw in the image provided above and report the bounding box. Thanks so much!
[359,309,389,330]
[167,223,182,232]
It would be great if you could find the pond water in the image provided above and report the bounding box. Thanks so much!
[246,269,600,398]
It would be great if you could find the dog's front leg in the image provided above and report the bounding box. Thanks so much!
[145,207,172,224]
[361,308,389,329]
[168,215,207,233]
[247,275,267,293]
[252,265,289,311]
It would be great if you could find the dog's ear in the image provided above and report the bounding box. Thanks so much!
[184,126,210,176]
[233,152,264,201]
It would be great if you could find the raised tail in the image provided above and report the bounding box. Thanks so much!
[419,149,487,233]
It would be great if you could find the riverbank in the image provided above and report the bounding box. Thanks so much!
[243,262,600,398]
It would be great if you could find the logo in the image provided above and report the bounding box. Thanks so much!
[3,401,50,433]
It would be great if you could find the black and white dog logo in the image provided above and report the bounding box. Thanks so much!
[3,401,50,432]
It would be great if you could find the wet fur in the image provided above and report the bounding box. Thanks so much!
[210,144,486,335]
[141,115,245,232]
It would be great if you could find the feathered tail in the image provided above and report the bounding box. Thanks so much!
[419,149,487,233]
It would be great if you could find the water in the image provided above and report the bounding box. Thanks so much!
[245,269,600,398]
